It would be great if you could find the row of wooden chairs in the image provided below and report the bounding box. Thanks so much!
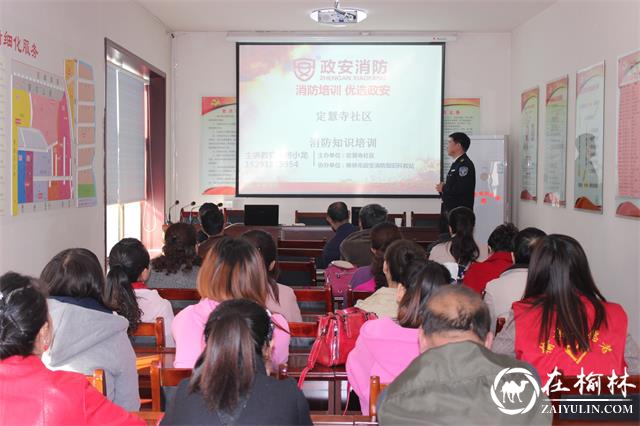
[223,209,439,229]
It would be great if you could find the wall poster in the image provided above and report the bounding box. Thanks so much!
[520,87,539,201]
[543,76,569,207]
[441,98,481,175]
[616,50,640,218]
[574,62,605,212]
[200,96,236,196]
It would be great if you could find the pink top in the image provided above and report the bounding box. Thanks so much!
[172,298,291,369]
[345,317,420,415]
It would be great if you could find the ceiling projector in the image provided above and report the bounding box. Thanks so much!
[310,1,367,25]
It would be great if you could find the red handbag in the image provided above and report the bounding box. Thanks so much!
[297,307,377,388]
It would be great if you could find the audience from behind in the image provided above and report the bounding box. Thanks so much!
[316,202,358,269]
[197,207,226,258]
[107,238,175,347]
[0,272,143,425]
[493,234,639,377]
[484,227,546,331]
[162,299,311,425]
[355,240,426,318]
[378,286,550,425]
[196,203,220,243]
[428,206,488,279]
[346,261,450,414]
[464,222,518,294]
[350,222,402,291]
[172,237,290,369]
[40,248,140,411]
[340,203,388,266]
[147,222,202,289]
[242,230,302,322]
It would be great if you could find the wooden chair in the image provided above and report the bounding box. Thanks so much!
[369,375,389,420]
[277,247,324,260]
[85,369,106,395]
[293,286,333,314]
[345,289,374,308]
[410,212,440,228]
[495,317,506,334]
[132,317,166,352]
[279,260,317,286]
[414,240,436,251]
[295,211,330,226]
[155,288,200,314]
[223,208,244,224]
[288,321,319,353]
[387,212,407,227]
[278,238,326,249]
[149,360,192,411]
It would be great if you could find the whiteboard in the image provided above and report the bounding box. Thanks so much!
[467,135,509,244]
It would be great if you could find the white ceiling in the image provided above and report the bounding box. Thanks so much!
[136,0,556,33]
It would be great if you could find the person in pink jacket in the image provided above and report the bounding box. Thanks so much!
[346,256,451,414]
[172,237,290,369]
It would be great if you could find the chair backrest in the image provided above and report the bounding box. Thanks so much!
[85,369,106,395]
[223,208,245,224]
[346,288,374,308]
[495,317,506,334]
[277,247,324,260]
[150,360,193,411]
[414,240,436,251]
[132,317,166,351]
[295,211,330,226]
[369,375,389,420]
[410,212,440,228]
[155,288,200,314]
[288,321,320,352]
[279,260,317,286]
[387,212,407,227]
[292,286,333,314]
[278,239,327,249]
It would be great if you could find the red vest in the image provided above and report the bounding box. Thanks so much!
[513,297,627,379]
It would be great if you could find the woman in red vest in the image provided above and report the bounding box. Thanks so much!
[493,234,639,379]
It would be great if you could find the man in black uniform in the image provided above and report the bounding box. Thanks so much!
[436,132,476,235]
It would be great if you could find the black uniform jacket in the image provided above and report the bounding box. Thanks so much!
[442,153,476,212]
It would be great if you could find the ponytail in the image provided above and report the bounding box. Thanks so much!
[107,238,149,334]
[189,299,272,413]
[448,207,479,266]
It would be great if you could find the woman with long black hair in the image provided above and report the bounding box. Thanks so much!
[162,299,311,425]
[493,234,639,377]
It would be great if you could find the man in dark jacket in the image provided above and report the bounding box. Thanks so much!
[378,286,550,426]
[436,132,476,235]
[316,202,357,269]
[339,203,388,267]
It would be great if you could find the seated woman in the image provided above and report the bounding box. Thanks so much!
[147,223,201,289]
[0,272,143,425]
[428,206,488,280]
[108,238,175,347]
[349,222,402,292]
[493,234,639,378]
[172,238,290,369]
[242,230,302,323]
[464,222,518,294]
[162,299,311,425]
[346,261,451,414]
[40,248,140,411]
[355,240,426,319]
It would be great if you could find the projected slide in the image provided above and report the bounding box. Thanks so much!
[237,43,444,196]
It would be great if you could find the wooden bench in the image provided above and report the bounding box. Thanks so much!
[387,212,407,227]
[345,289,374,308]
[292,286,333,314]
[279,238,327,249]
[280,260,317,285]
[155,288,199,314]
[85,369,105,395]
[132,317,166,352]
[410,212,440,228]
[369,375,389,420]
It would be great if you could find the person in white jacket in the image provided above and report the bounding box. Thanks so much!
[40,248,140,411]
[107,238,175,347]
[483,227,546,332]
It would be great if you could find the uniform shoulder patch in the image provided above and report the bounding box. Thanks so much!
[459,166,469,177]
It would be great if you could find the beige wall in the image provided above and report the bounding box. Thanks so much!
[0,1,171,274]
[510,1,640,338]
[169,32,511,224]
